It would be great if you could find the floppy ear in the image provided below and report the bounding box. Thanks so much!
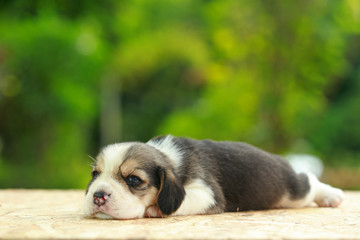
[157,168,185,216]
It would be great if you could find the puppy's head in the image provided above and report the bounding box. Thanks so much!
[83,142,185,219]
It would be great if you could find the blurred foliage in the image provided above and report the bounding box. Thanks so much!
[0,0,359,189]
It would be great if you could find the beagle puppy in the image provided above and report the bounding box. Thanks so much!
[84,135,344,219]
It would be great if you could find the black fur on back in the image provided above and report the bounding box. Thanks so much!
[166,137,310,212]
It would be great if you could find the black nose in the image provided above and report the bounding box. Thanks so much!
[93,191,110,207]
[94,191,105,198]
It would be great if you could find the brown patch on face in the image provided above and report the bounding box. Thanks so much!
[117,157,159,205]
[119,158,151,185]
[119,158,142,178]
[144,186,163,218]
[141,186,159,206]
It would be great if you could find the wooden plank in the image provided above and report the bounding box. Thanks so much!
[0,189,359,239]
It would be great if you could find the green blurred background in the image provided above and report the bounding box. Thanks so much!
[0,0,359,189]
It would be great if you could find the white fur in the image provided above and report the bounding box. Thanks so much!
[84,143,147,219]
[174,178,216,216]
[275,173,344,208]
[311,175,345,207]
[100,143,134,172]
[147,135,183,169]
[84,177,146,219]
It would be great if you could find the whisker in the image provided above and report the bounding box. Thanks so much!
[88,155,97,163]
[88,155,97,168]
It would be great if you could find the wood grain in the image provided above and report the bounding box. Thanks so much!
[0,189,359,239]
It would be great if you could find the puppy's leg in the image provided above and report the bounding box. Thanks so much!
[276,173,344,208]
[308,174,345,207]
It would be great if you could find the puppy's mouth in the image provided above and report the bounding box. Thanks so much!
[91,205,115,219]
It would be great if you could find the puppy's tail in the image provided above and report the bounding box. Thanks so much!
[286,154,324,179]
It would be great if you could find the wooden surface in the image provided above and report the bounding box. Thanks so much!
[0,190,359,240]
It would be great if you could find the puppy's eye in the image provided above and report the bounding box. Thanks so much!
[126,175,143,187]
[92,170,100,178]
